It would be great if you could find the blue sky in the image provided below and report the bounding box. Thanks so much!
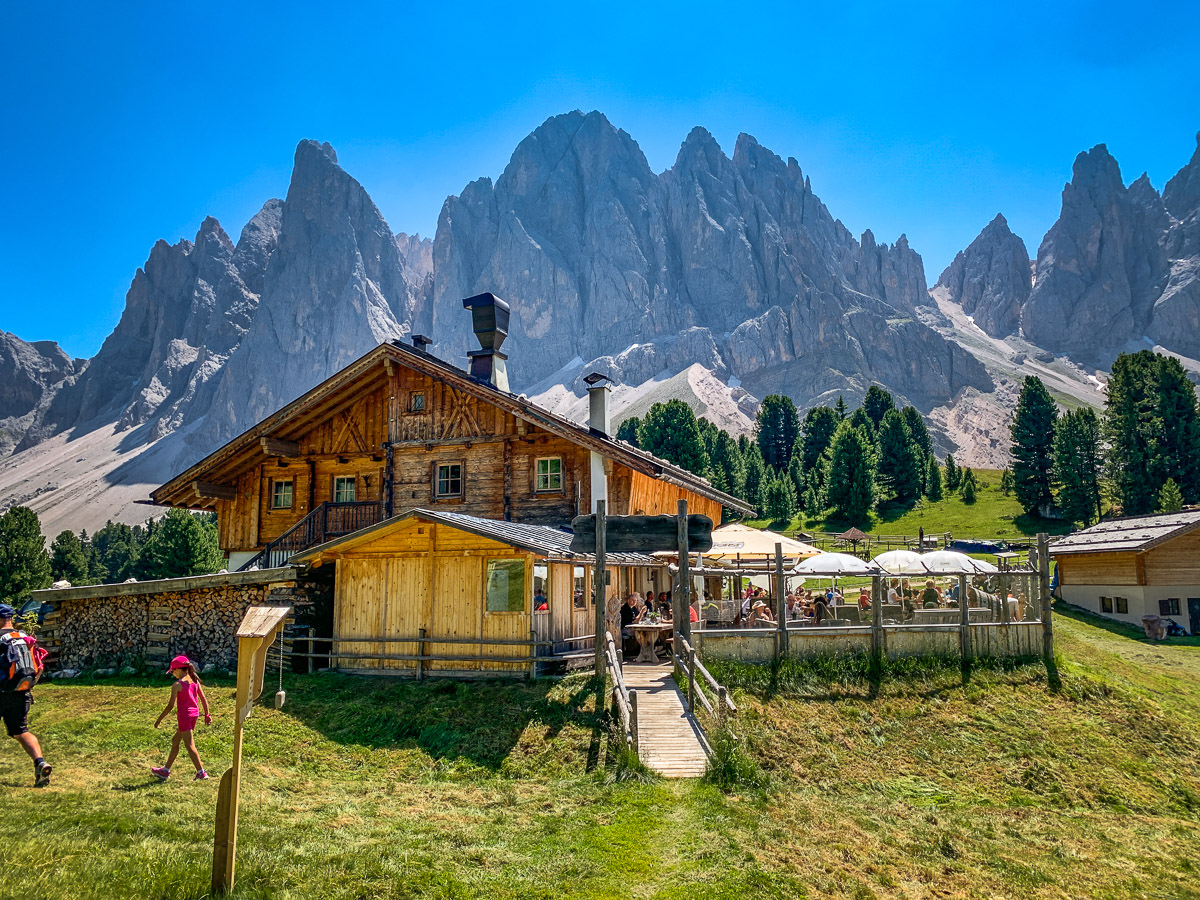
[2,0,1196,359]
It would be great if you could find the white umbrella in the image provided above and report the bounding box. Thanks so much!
[795,552,879,576]
[705,523,822,561]
[919,550,999,574]
[871,549,929,574]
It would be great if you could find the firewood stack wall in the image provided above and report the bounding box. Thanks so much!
[41,577,308,672]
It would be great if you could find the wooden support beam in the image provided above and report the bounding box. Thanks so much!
[260,437,300,457]
[193,480,236,501]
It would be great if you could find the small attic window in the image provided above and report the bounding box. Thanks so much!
[410,391,426,412]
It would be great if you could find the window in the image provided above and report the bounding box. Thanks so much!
[271,479,294,510]
[486,559,526,612]
[1161,598,1181,616]
[435,463,463,498]
[410,391,425,412]
[333,476,356,503]
[573,566,588,609]
[533,563,549,613]
[1100,596,1113,613]
[535,457,563,492]
[1116,597,1129,614]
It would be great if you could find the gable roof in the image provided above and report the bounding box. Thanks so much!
[289,507,661,566]
[151,339,752,514]
[1048,509,1200,556]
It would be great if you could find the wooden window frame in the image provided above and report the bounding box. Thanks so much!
[410,391,426,413]
[333,475,356,504]
[484,558,526,614]
[432,460,465,501]
[534,456,563,494]
[1161,597,1181,616]
[1100,596,1113,613]
[270,478,294,511]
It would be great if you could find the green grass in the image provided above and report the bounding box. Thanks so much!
[6,617,1200,898]
[748,468,1075,539]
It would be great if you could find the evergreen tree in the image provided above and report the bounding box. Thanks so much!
[787,454,805,506]
[0,507,52,603]
[1154,356,1200,502]
[800,406,839,473]
[50,530,90,584]
[925,456,943,501]
[849,406,874,436]
[944,454,960,491]
[960,468,978,504]
[876,409,922,503]
[999,467,1014,495]
[696,417,719,461]
[834,396,848,421]
[762,474,799,522]
[862,385,897,431]
[137,509,224,580]
[1053,407,1103,526]
[742,444,767,510]
[637,400,709,475]
[826,421,877,524]
[615,416,641,447]
[709,430,745,498]
[93,520,141,583]
[900,406,933,460]
[1011,375,1059,515]
[755,394,800,470]
[1158,478,1184,513]
[803,486,818,516]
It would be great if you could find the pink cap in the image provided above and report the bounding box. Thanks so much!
[168,655,192,671]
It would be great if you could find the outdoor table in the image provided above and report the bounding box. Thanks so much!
[627,622,673,663]
[910,607,993,624]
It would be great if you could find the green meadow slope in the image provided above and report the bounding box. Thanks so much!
[5,611,1199,899]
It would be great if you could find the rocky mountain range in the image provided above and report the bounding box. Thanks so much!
[2,114,1198,536]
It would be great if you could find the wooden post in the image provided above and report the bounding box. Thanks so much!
[212,605,291,896]
[870,574,883,670]
[688,646,696,712]
[593,500,608,677]
[774,544,788,659]
[958,574,970,664]
[629,689,639,754]
[999,569,1011,625]
[676,499,691,644]
[528,629,538,681]
[1038,532,1054,665]
[718,686,728,726]
[416,627,426,681]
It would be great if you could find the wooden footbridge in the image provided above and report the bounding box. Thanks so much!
[605,635,736,778]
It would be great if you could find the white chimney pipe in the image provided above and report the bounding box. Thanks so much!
[583,372,611,513]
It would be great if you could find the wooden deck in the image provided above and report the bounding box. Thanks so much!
[622,663,710,778]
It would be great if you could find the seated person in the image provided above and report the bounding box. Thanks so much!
[749,600,775,627]
[811,594,832,624]
[784,592,803,621]
[619,593,644,656]
[858,588,871,611]
[920,580,941,608]
[886,583,901,606]
[660,602,673,623]
[644,591,656,616]
[533,587,549,612]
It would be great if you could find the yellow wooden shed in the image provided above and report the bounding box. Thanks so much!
[291,508,664,678]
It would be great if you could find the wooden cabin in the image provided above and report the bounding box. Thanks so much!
[151,331,749,571]
[1050,510,1200,633]
[291,508,665,677]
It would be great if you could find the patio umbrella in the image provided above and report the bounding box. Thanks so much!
[704,523,821,562]
[919,549,999,574]
[795,552,880,576]
[870,549,929,574]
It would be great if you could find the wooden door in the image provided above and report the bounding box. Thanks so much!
[430,557,481,672]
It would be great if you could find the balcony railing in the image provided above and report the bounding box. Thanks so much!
[238,500,382,570]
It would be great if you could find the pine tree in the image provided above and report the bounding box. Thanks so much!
[1053,407,1103,526]
[137,509,225,579]
[1153,355,1200,502]
[925,456,943,501]
[1158,478,1184,513]
[615,416,641,447]
[762,474,799,522]
[876,409,922,503]
[800,406,839,473]
[742,444,767,510]
[0,507,52,603]
[755,395,801,470]
[50,530,90,585]
[834,396,848,421]
[637,400,709,475]
[999,468,1014,495]
[862,386,897,431]
[826,421,877,524]
[944,454,960,491]
[709,430,744,496]
[1010,375,1059,515]
[960,468,978,504]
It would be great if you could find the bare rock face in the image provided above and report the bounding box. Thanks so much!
[432,110,990,411]
[935,213,1031,337]
[0,334,78,456]
[197,140,420,447]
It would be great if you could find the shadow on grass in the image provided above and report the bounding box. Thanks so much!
[1052,601,1199,646]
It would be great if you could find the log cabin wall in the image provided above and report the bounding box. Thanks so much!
[1143,530,1200,584]
[213,360,726,555]
[1055,551,1139,586]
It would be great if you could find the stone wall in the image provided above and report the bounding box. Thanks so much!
[36,568,309,672]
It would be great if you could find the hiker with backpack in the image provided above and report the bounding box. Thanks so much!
[0,603,51,787]
[151,655,212,782]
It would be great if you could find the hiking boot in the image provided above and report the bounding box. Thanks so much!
[34,761,51,788]
[150,766,171,780]
[194,769,210,781]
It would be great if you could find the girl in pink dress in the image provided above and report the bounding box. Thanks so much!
[151,655,212,781]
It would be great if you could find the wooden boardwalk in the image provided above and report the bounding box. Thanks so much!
[622,663,710,778]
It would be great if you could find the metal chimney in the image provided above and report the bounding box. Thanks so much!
[411,334,432,353]
[583,372,611,512]
[462,293,510,392]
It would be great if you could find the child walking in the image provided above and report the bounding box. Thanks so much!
[152,655,212,781]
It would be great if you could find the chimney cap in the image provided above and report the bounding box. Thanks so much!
[411,334,432,351]
[583,371,611,387]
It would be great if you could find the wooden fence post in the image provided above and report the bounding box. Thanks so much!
[529,629,538,681]
[416,627,426,681]
[593,500,608,677]
[870,574,883,671]
[629,689,640,754]
[1038,532,1054,665]
[959,574,970,664]
[718,686,728,727]
[676,499,691,644]
[688,646,696,712]
[774,544,787,659]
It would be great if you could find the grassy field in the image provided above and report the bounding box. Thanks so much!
[747,469,1074,539]
[7,613,1200,899]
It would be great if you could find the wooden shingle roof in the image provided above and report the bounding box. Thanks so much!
[1048,509,1200,556]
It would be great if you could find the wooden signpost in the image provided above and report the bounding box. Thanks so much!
[212,605,292,895]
